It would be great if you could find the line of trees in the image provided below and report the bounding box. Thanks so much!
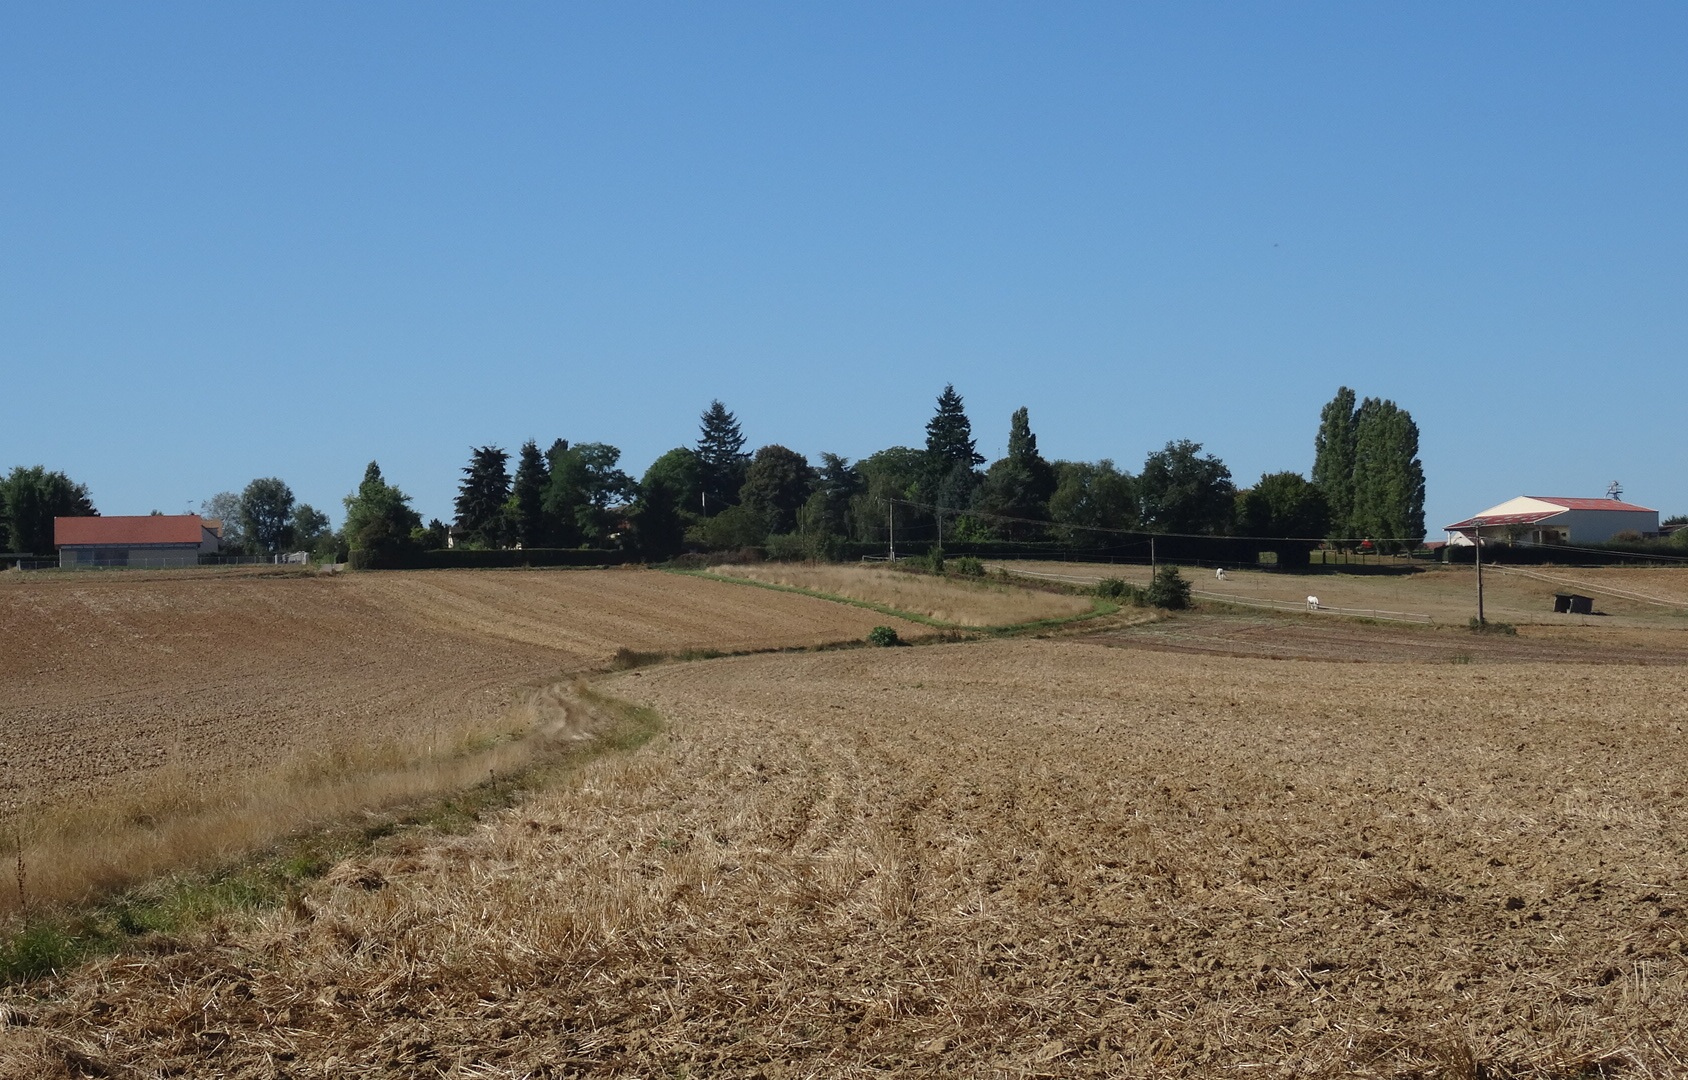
[0,384,1438,565]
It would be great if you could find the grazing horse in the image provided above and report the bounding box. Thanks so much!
[1306,595,1320,611]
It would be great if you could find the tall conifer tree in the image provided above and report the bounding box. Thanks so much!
[454,445,511,548]
[923,384,984,513]
[511,440,550,549]
[695,400,748,516]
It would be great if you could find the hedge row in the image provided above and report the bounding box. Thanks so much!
[349,548,631,571]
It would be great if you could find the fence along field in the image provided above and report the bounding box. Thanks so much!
[0,566,924,910]
[5,636,1685,1077]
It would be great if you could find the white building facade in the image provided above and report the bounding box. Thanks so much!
[1444,496,1660,546]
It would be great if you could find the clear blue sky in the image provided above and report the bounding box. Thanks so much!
[4,3,1685,533]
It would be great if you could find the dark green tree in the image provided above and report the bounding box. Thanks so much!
[1235,471,1331,568]
[851,447,927,544]
[1350,398,1426,552]
[695,401,748,516]
[0,466,97,555]
[979,407,1058,538]
[454,446,511,548]
[546,443,635,546]
[1312,386,1359,540]
[641,448,702,515]
[739,445,815,535]
[290,503,333,557]
[1137,440,1235,534]
[342,462,422,560]
[239,477,296,552]
[923,385,984,515]
[510,440,550,549]
[630,454,692,561]
[799,453,862,539]
[1048,460,1137,542]
[1235,472,1331,539]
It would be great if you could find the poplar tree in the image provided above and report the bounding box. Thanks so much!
[980,406,1057,536]
[1350,398,1426,552]
[1311,386,1359,539]
[695,400,748,516]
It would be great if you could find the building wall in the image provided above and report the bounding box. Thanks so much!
[1553,508,1661,543]
[59,544,204,568]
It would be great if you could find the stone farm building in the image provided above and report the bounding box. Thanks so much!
[54,515,222,568]
[1444,497,1660,547]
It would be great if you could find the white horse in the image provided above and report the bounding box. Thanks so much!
[1306,595,1320,611]
[1215,568,1228,581]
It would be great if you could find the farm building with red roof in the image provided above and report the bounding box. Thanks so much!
[53,515,222,569]
[1444,496,1659,547]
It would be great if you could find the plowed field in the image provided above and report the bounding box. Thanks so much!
[10,634,1686,1077]
[0,567,922,812]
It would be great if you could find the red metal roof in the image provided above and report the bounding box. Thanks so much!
[1444,511,1561,530]
[1528,497,1656,513]
[54,515,210,546]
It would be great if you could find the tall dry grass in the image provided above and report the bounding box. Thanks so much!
[711,562,1089,627]
[0,680,605,915]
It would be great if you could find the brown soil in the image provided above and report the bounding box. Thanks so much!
[1087,612,1688,665]
[0,567,921,813]
[8,638,1685,1076]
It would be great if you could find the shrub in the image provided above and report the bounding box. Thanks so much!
[926,546,945,573]
[1145,566,1192,610]
[867,625,902,647]
[1468,618,1517,636]
[953,556,986,577]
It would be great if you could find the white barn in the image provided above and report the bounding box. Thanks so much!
[1444,496,1659,547]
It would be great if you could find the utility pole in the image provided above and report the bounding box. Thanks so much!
[888,499,896,561]
[1474,525,1485,625]
[1150,536,1157,576]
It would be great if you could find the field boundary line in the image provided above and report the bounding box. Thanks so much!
[997,566,1432,624]
[671,568,1118,635]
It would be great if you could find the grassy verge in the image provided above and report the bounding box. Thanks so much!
[674,567,1118,635]
[0,686,663,986]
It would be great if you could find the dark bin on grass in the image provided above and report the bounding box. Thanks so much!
[1553,593,1594,615]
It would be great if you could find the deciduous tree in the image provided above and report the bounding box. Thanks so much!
[1048,460,1137,541]
[239,477,296,552]
[979,407,1058,537]
[342,462,422,559]
[1350,398,1426,552]
[0,466,96,555]
[1312,387,1359,539]
[1137,440,1234,535]
[739,445,814,535]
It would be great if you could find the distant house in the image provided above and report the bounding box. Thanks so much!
[1444,496,1660,547]
[54,515,222,568]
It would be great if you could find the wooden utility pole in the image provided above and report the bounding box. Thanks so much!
[1474,525,1485,625]
[888,500,896,561]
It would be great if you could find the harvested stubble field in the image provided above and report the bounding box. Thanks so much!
[708,562,1092,627]
[1002,559,1688,629]
[0,566,920,907]
[7,626,1687,1077]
